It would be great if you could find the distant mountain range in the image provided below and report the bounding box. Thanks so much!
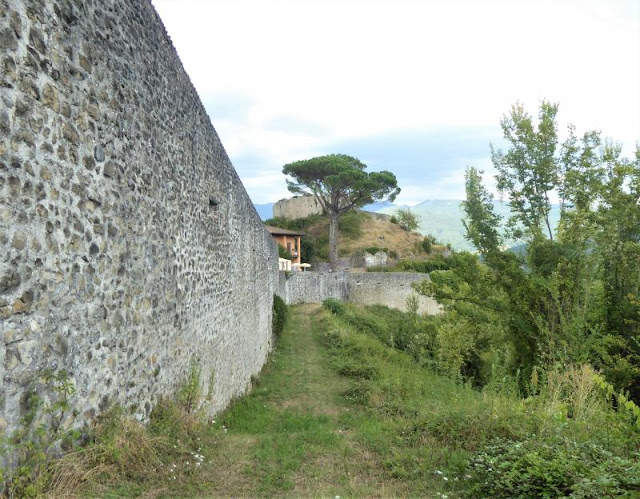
[253,199,561,252]
[379,200,561,252]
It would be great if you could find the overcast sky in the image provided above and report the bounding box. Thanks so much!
[152,0,640,205]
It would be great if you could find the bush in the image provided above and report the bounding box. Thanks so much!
[338,210,365,238]
[322,298,345,316]
[272,295,288,338]
[265,214,323,232]
[278,245,293,260]
[422,236,432,254]
[363,246,387,255]
[300,234,316,262]
[467,437,640,498]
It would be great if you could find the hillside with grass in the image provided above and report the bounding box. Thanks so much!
[27,302,640,497]
[266,210,442,264]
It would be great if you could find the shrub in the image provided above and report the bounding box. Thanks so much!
[466,437,640,498]
[272,294,288,338]
[300,234,316,262]
[338,210,365,238]
[278,245,293,260]
[322,298,345,316]
[363,246,387,255]
[1,370,81,498]
[422,236,432,254]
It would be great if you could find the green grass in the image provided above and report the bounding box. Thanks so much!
[35,303,640,498]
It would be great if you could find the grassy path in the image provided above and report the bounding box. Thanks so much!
[76,303,452,497]
[200,303,400,498]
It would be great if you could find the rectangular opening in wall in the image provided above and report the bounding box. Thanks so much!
[209,195,220,226]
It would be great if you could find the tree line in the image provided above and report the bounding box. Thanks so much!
[419,101,640,399]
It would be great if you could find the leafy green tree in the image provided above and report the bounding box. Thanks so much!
[283,154,400,269]
[492,101,559,240]
[420,102,640,397]
[393,208,420,232]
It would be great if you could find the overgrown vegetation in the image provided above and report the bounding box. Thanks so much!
[20,361,217,497]
[422,235,433,253]
[272,294,288,338]
[369,253,464,274]
[416,102,640,402]
[322,301,640,497]
[1,370,81,498]
[277,244,294,260]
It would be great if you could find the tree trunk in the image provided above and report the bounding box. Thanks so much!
[329,213,339,271]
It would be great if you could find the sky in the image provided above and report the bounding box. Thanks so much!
[151,0,640,205]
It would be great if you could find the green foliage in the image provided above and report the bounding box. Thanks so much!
[467,438,640,498]
[392,208,420,232]
[178,359,203,414]
[1,370,80,498]
[593,373,640,428]
[272,294,288,338]
[277,244,293,260]
[283,154,400,210]
[422,236,432,254]
[337,209,365,238]
[322,298,345,315]
[265,214,324,232]
[300,234,316,262]
[369,253,469,274]
[323,304,640,497]
[422,102,640,399]
[363,246,388,255]
[492,101,559,240]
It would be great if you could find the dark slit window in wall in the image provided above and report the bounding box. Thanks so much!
[209,195,220,226]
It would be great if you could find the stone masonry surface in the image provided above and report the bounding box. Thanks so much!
[273,195,323,220]
[0,0,279,436]
[280,272,441,315]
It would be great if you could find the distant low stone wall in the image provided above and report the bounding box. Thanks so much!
[348,273,440,315]
[279,271,347,304]
[279,272,440,315]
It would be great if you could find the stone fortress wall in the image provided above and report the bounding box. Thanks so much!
[273,195,323,219]
[0,0,280,434]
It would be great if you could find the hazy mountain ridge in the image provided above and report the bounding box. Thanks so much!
[380,200,561,252]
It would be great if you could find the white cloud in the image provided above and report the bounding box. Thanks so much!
[153,0,640,202]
